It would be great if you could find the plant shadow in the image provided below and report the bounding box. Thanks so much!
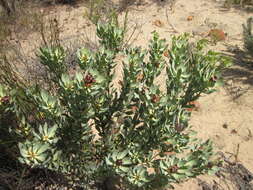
[221,44,253,99]
[197,156,253,190]
[223,45,253,84]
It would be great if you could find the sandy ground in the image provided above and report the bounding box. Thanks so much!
[13,0,253,189]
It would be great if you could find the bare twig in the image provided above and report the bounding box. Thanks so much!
[124,22,140,48]
[235,143,240,163]
[165,8,179,33]
[17,168,26,190]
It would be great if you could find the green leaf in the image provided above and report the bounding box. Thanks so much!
[36,144,49,155]
[106,157,113,165]
[123,158,132,165]
[117,150,128,160]
[75,72,83,83]
[48,124,58,137]
[119,166,129,173]
[88,69,106,83]
[36,153,47,162]
[172,173,185,180]
[40,90,49,103]
[19,144,28,158]
[61,73,70,85]
[208,166,219,175]
[185,159,198,167]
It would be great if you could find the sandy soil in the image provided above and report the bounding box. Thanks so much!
[13,0,253,189]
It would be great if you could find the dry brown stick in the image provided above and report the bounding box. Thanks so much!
[235,143,240,163]
[165,8,179,33]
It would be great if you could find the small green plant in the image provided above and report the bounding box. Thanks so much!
[84,0,109,24]
[225,0,253,7]
[96,21,124,52]
[226,0,242,4]
[0,22,231,189]
[243,17,253,56]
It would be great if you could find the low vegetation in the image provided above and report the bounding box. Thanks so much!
[225,0,253,7]
[243,17,253,56]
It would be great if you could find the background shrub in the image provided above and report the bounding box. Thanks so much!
[243,17,253,56]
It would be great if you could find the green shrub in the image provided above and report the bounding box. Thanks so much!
[225,0,253,7]
[0,22,231,189]
[243,17,253,56]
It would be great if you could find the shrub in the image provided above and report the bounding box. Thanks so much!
[243,17,253,56]
[0,22,231,189]
[225,0,253,7]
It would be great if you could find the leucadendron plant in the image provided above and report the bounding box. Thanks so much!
[0,21,231,189]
